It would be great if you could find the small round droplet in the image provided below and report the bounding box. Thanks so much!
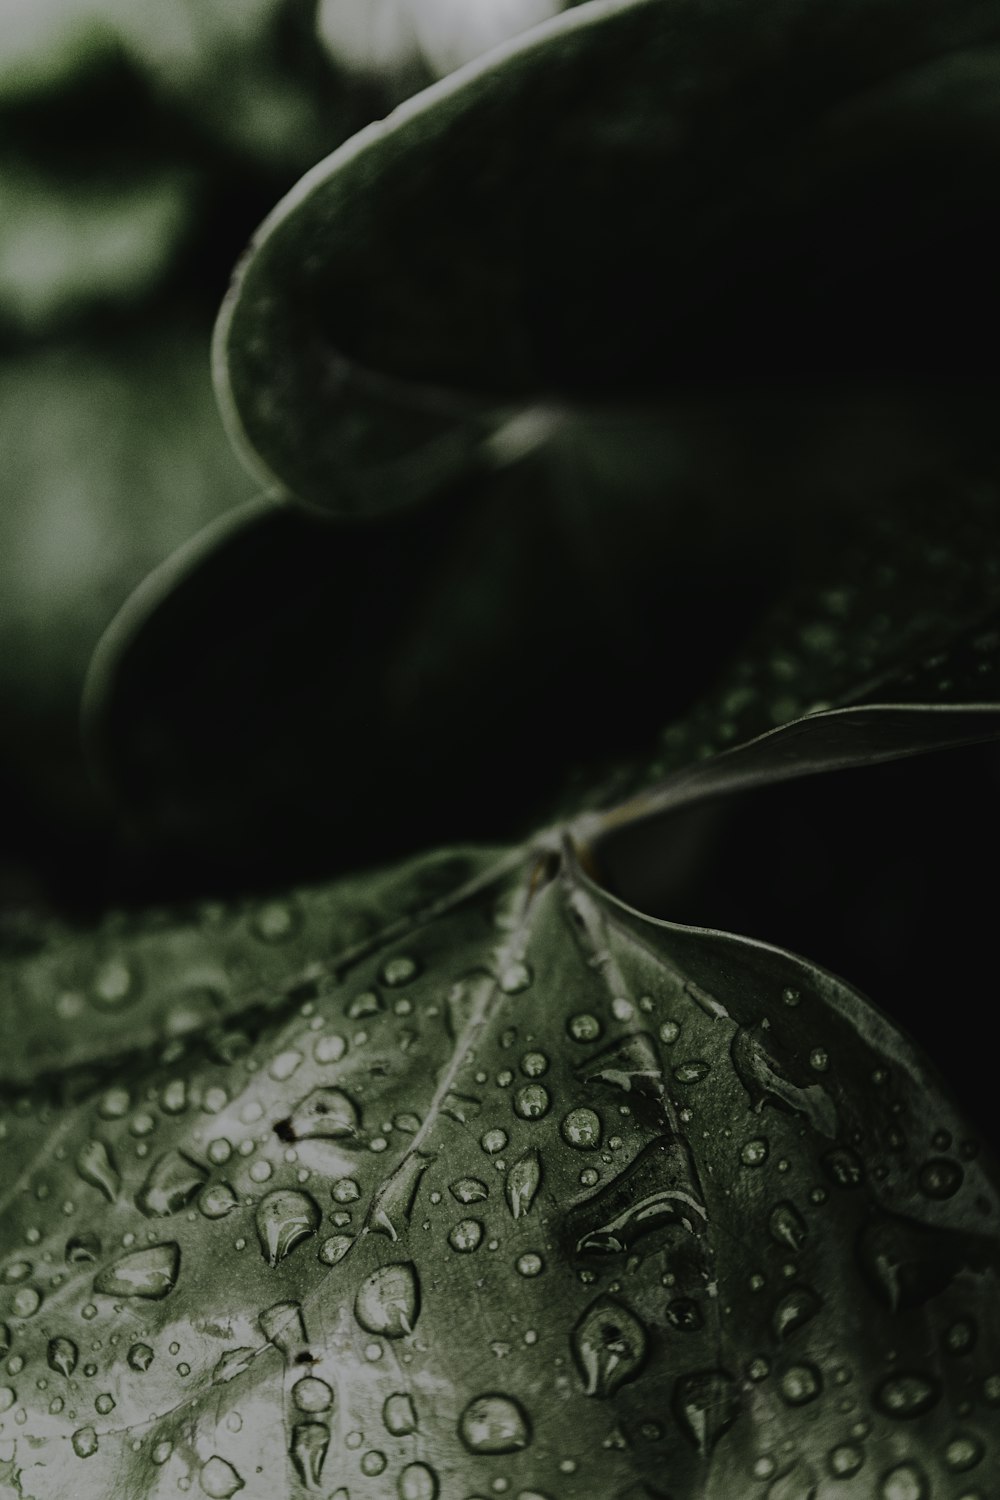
[91,958,140,1010]
[382,956,419,987]
[514,1084,550,1120]
[879,1461,929,1500]
[448,1219,484,1253]
[94,1393,115,1415]
[384,1391,418,1436]
[827,1443,864,1478]
[293,1377,333,1414]
[199,1182,239,1220]
[943,1433,984,1473]
[361,1450,387,1476]
[520,1052,549,1077]
[945,1318,978,1356]
[319,1235,353,1265]
[499,961,532,994]
[128,1343,154,1372]
[355,1262,419,1338]
[874,1372,941,1420]
[741,1138,769,1167]
[458,1393,531,1454]
[568,1014,602,1042]
[516,1253,544,1278]
[72,1426,98,1458]
[561,1109,602,1150]
[918,1158,963,1200]
[449,1177,488,1205]
[673,1060,710,1085]
[481,1129,508,1155]
[779,1363,823,1406]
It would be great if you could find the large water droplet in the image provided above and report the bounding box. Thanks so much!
[71,1426,98,1458]
[672,1370,740,1457]
[398,1462,439,1500]
[779,1363,823,1406]
[566,1136,706,1256]
[355,1262,419,1338]
[76,1140,120,1203]
[94,1242,179,1299]
[772,1286,822,1342]
[47,1337,78,1377]
[874,1372,941,1420]
[259,1301,307,1353]
[255,1189,319,1266]
[137,1150,208,1216]
[199,1456,244,1497]
[128,1343,154,1372]
[285,1088,361,1142]
[369,1152,430,1239]
[879,1461,929,1500]
[448,1219,483,1253]
[450,1177,488,1205]
[290,1422,329,1489]
[506,1148,541,1219]
[561,1108,603,1149]
[513,1084,551,1120]
[383,1391,418,1435]
[768,1201,806,1251]
[199,1182,239,1219]
[458,1393,531,1454]
[293,1376,333,1413]
[572,1295,648,1398]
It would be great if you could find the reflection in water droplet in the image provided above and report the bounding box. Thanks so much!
[76,1140,120,1203]
[768,1201,806,1251]
[572,1295,647,1398]
[673,1370,740,1456]
[355,1262,419,1338]
[72,1426,98,1458]
[94,1242,179,1299]
[287,1088,361,1141]
[772,1286,822,1341]
[450,1177,488,1205]
[290,1423,329,1489]
[293,1376,333,1414]
[398,1462,439,1500]
[506,1149,541,1219]
[481,1129,508,1155]
[779,1363,823,1406]
[448,1219,483,1253]
[874,1372,941,1420]
[458,1393,531,1454]
[514,1084,551,1120]
[47,1337,78,1377]
[561,1109,602,1150]
[137,1150,208,1216]
[199,1456,245,1497]
[199,1182,239,1219]
[741,1138,769,1167]
[128,1343,154,1372]
[879,1461,929,1500]
[384,1391,419,1435]
[255,1190,320,1266]
[319,1235,354,1265]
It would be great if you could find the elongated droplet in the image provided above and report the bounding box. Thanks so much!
[256,1189,319,1266]
[772,1285,822,1341]
[287,1088,361,1141]
[672,1370,741,1457]
[76,1140,119,1203]
[355,1262,419,1338]
[94,1243,179,1300]
[290,1422,329,1489]
[369,1152,430,1239]
[506,1148,541,1220]
[449,1177,488,1205]
[47,1336,78,1377]
[137,1150,208,1216]
[874,1372,941,1420]
[384,1391,419,1436]
[566,1136,707,1256]
[212,1348,256,1384]
[458,1393,531,1454]
[768,1201,807,1251]
[199,1456,244,1497]
[259,1301,307,1354]
[572,1295,647,1398]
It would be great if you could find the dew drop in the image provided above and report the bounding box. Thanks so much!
[259,1300,307,1354]
[355,1262,419,1338]
[514,1084,550,1120]
[572,1295,647,1398]
[314,1033,347,1064]
[293,1376,333,1414]
[75,1140,120,1203]
[200,1457,245,1497]
[943,1433,984,1472]
[481,1129,508,1155]
[879,1461,929,1500]
[255,1189,319,1266]
[568,1013,602,1042]
[772,1285,822,1341]
[768,1201,806,1251]
[287,1088,361,1141]
[672,1370,741,1456]
[94,1242,179,1299]
[71,1426,98,1458]
[674,1060,711,1085]
[199,1182,239,1219]
[458,1393,531,1454]
[874,1372,941,1420]
[827,1443,864,1478]
[918,1157,963,1199]
[561,1109,602,1150]
[319,1235,354,1265]
[499,962,532,995]
[290,1422,330,1488]
[505,1149,541,1219]
[450,1177,488,1205]
[398,1462,439,1500]
[448,1219,483,1253]
[779,1363,823,1406]
[46,1337,77,1377]
[384,1390,419,1435]
[128,1343,154,1372]
[741,1138,769,1167]
[137,1150,208,1216]
[822,1148,864,1189]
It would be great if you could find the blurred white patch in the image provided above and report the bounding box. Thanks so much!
[318,0,562,83]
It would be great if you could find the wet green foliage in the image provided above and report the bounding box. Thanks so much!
[2,0,1000,1495]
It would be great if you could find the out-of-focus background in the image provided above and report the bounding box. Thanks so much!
[0,0,567,911]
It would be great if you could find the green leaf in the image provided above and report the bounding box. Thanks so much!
[2,727,999,1495]
[217,0,1000,514]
